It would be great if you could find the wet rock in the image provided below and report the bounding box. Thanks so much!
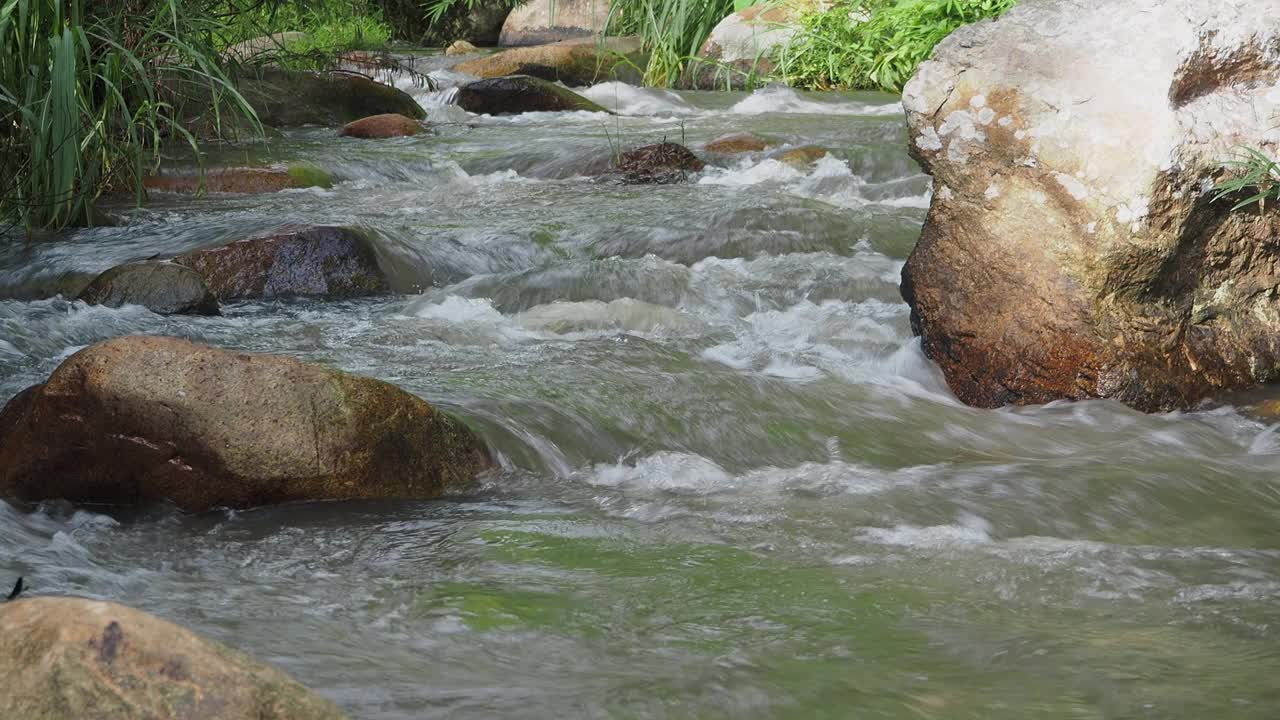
[339,113,425,138]
[900,0,1280,412]
[181,68,426,131]
[223,31,306,64]
[499,0,608,46]
[144,166,332,194]
[455,75,607,115]
[447,40,480,55]
[685,4,806,90]
[78,262,220,316]
[614,143,705,184]
[704,132,772,154]
[454,37,644,87]
[774,145,829,169]
[0,597,347,718]
[175,225,390,302]
[0,335,493,511]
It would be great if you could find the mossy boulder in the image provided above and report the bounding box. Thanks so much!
[0,596,347,719]
[178,68,425,133]
[446,40,480,55]
[454,37,644,87]
[773,145,830,169]
[455,75,608,115]
[78,262,220,316]
[614,143,705,184]
[0,335,493,511]
[174,226,389,302]
[339,113,425,139]
[144,166,332,194]
[417,0,513,46]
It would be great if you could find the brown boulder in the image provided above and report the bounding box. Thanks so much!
[614,143,705,184]
[0,336,492,511]
[339,113,424,139]
[144,166,332,194]
[78,261,220,316]
[774,145,829,169]
[0,597,346,719]
[454,37,644,87]
[704,132,772,154]
[174,226,389,302]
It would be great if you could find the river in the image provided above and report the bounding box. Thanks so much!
[1,73,1278,718]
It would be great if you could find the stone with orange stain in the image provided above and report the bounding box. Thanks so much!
[339,113,425,139]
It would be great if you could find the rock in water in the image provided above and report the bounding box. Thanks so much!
[446,39,480,55]
[0,597,347,719]
[900,0,1280,412]
[615,143,705,184]
[339,113,425,138]
[704,132,772,154]
[453,37,643,87]
[175,225,389,301]
[232,68,425,127]
[455,75,607,115]
[0,336,492,511]
[78,262,220,316]
[499,0,608,46]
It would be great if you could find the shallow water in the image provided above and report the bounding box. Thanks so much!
[2,74,1279,718]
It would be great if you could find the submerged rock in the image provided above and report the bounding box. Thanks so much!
[175,225,389,302]
[144,166,332,194]
[704,132,773,154]
[499,0,608,46]
[78,262,219,316]
[340,113,425,138]
[0,336,492,511]
[614,143,705,184]
[454,37,643,87]
[455,74,607,115]
[900,0,1280,411]
[774,145,829,170]
[0,597,347,719]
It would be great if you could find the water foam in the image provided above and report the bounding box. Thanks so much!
[730,86,902,116]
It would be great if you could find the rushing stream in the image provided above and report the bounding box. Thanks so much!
[2,70,1279,718]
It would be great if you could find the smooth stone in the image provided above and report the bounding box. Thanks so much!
[77,261,220,316]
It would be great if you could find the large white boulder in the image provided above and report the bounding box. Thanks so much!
[900,0,1280,411]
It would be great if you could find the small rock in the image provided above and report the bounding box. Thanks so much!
[0,597,347,718]
[0,336,493,511]
[774,145,830,169]
[340,113,425,139]
[704,132,772,154]
[446,40,480,55]
[455,74,608,115]
[78,262,220,316]
[174,225,389,302]
[615,143,705,184]
[144,166,332,194]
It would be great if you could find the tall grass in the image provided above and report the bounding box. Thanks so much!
[0,0,256,231]
[777,0,1017,92]
[606,0,735,87]
[213,0,392,60]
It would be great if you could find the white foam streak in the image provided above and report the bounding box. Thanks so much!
[730,86,902,116]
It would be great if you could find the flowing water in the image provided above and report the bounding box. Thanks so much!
[2,71,1279,719]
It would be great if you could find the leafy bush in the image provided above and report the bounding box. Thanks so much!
[777,0,1018,92]
[214,0,392,56]
[0,0,255,231]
